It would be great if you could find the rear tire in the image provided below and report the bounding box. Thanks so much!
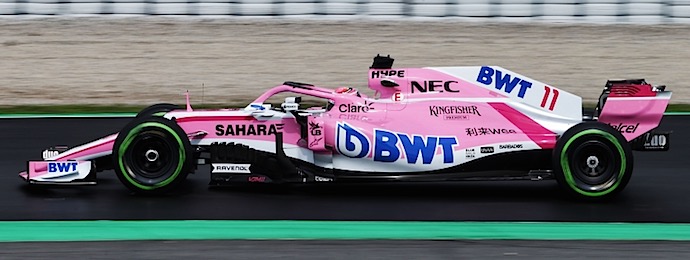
[553,122,633,200]
[112,116,193,194]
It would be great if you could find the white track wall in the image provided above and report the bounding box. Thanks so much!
[1,0,689,24]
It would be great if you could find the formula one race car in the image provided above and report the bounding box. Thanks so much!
[20,55,672,199]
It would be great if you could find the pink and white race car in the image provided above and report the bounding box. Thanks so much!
[20,55,672,199]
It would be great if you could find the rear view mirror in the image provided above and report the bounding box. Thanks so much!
[381,79,399,87]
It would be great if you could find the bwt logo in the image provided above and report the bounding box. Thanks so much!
[476,66,532,98]
[47,162,78,173]
[336,123,458,164]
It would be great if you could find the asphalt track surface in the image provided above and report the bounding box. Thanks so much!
[2,240,690,259]
[1,116,690,259]
[0,115,687,222]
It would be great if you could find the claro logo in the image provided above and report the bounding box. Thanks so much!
[339,101,374,113]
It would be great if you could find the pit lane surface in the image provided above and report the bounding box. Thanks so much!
[0,116,686,222]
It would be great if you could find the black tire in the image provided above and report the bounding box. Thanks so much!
[136,103,180,118]
[553,121,634,200]
[112,116,193,194]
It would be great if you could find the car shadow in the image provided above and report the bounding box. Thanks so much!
[17,175,203,199]
[211,181,565,201]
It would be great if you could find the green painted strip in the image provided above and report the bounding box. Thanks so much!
[2,221,690,242]
[663,112,690,116]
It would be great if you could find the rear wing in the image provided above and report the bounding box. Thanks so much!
[595,79,668,116]
[595,79,672,148]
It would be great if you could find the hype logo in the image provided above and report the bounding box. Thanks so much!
[336,122,458,164]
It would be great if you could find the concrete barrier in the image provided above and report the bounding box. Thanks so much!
[1,0,689,24]
[1,18,688,106]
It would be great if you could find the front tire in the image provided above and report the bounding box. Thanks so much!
[112,116,193,194]
[553,122,633,200]
[136,103,179,118]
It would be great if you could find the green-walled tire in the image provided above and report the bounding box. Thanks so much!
[553,121,634,200]
[112,116,193,194]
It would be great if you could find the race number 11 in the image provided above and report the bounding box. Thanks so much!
[540,86,559,111]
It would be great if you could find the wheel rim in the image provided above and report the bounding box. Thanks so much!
[560,129,627,197]
[117,122,187,190]
[570,140,618,191]
[125,131,175,181]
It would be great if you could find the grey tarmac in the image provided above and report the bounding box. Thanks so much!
[1,240,689,259]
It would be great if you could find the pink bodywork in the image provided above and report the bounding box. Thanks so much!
[20,134,117,180]
[20,66,671,180]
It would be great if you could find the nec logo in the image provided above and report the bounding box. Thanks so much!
[476,66,532,98]
[336,122,458,164]
[47,162,78,173]
[411,80,459,93]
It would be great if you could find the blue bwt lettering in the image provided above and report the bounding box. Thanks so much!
[337,123,458,164]
[336,123,370,158]
[476,66,532,98]
[47,162,78,172]
[373,130,400,163]
[398,134,436,164]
